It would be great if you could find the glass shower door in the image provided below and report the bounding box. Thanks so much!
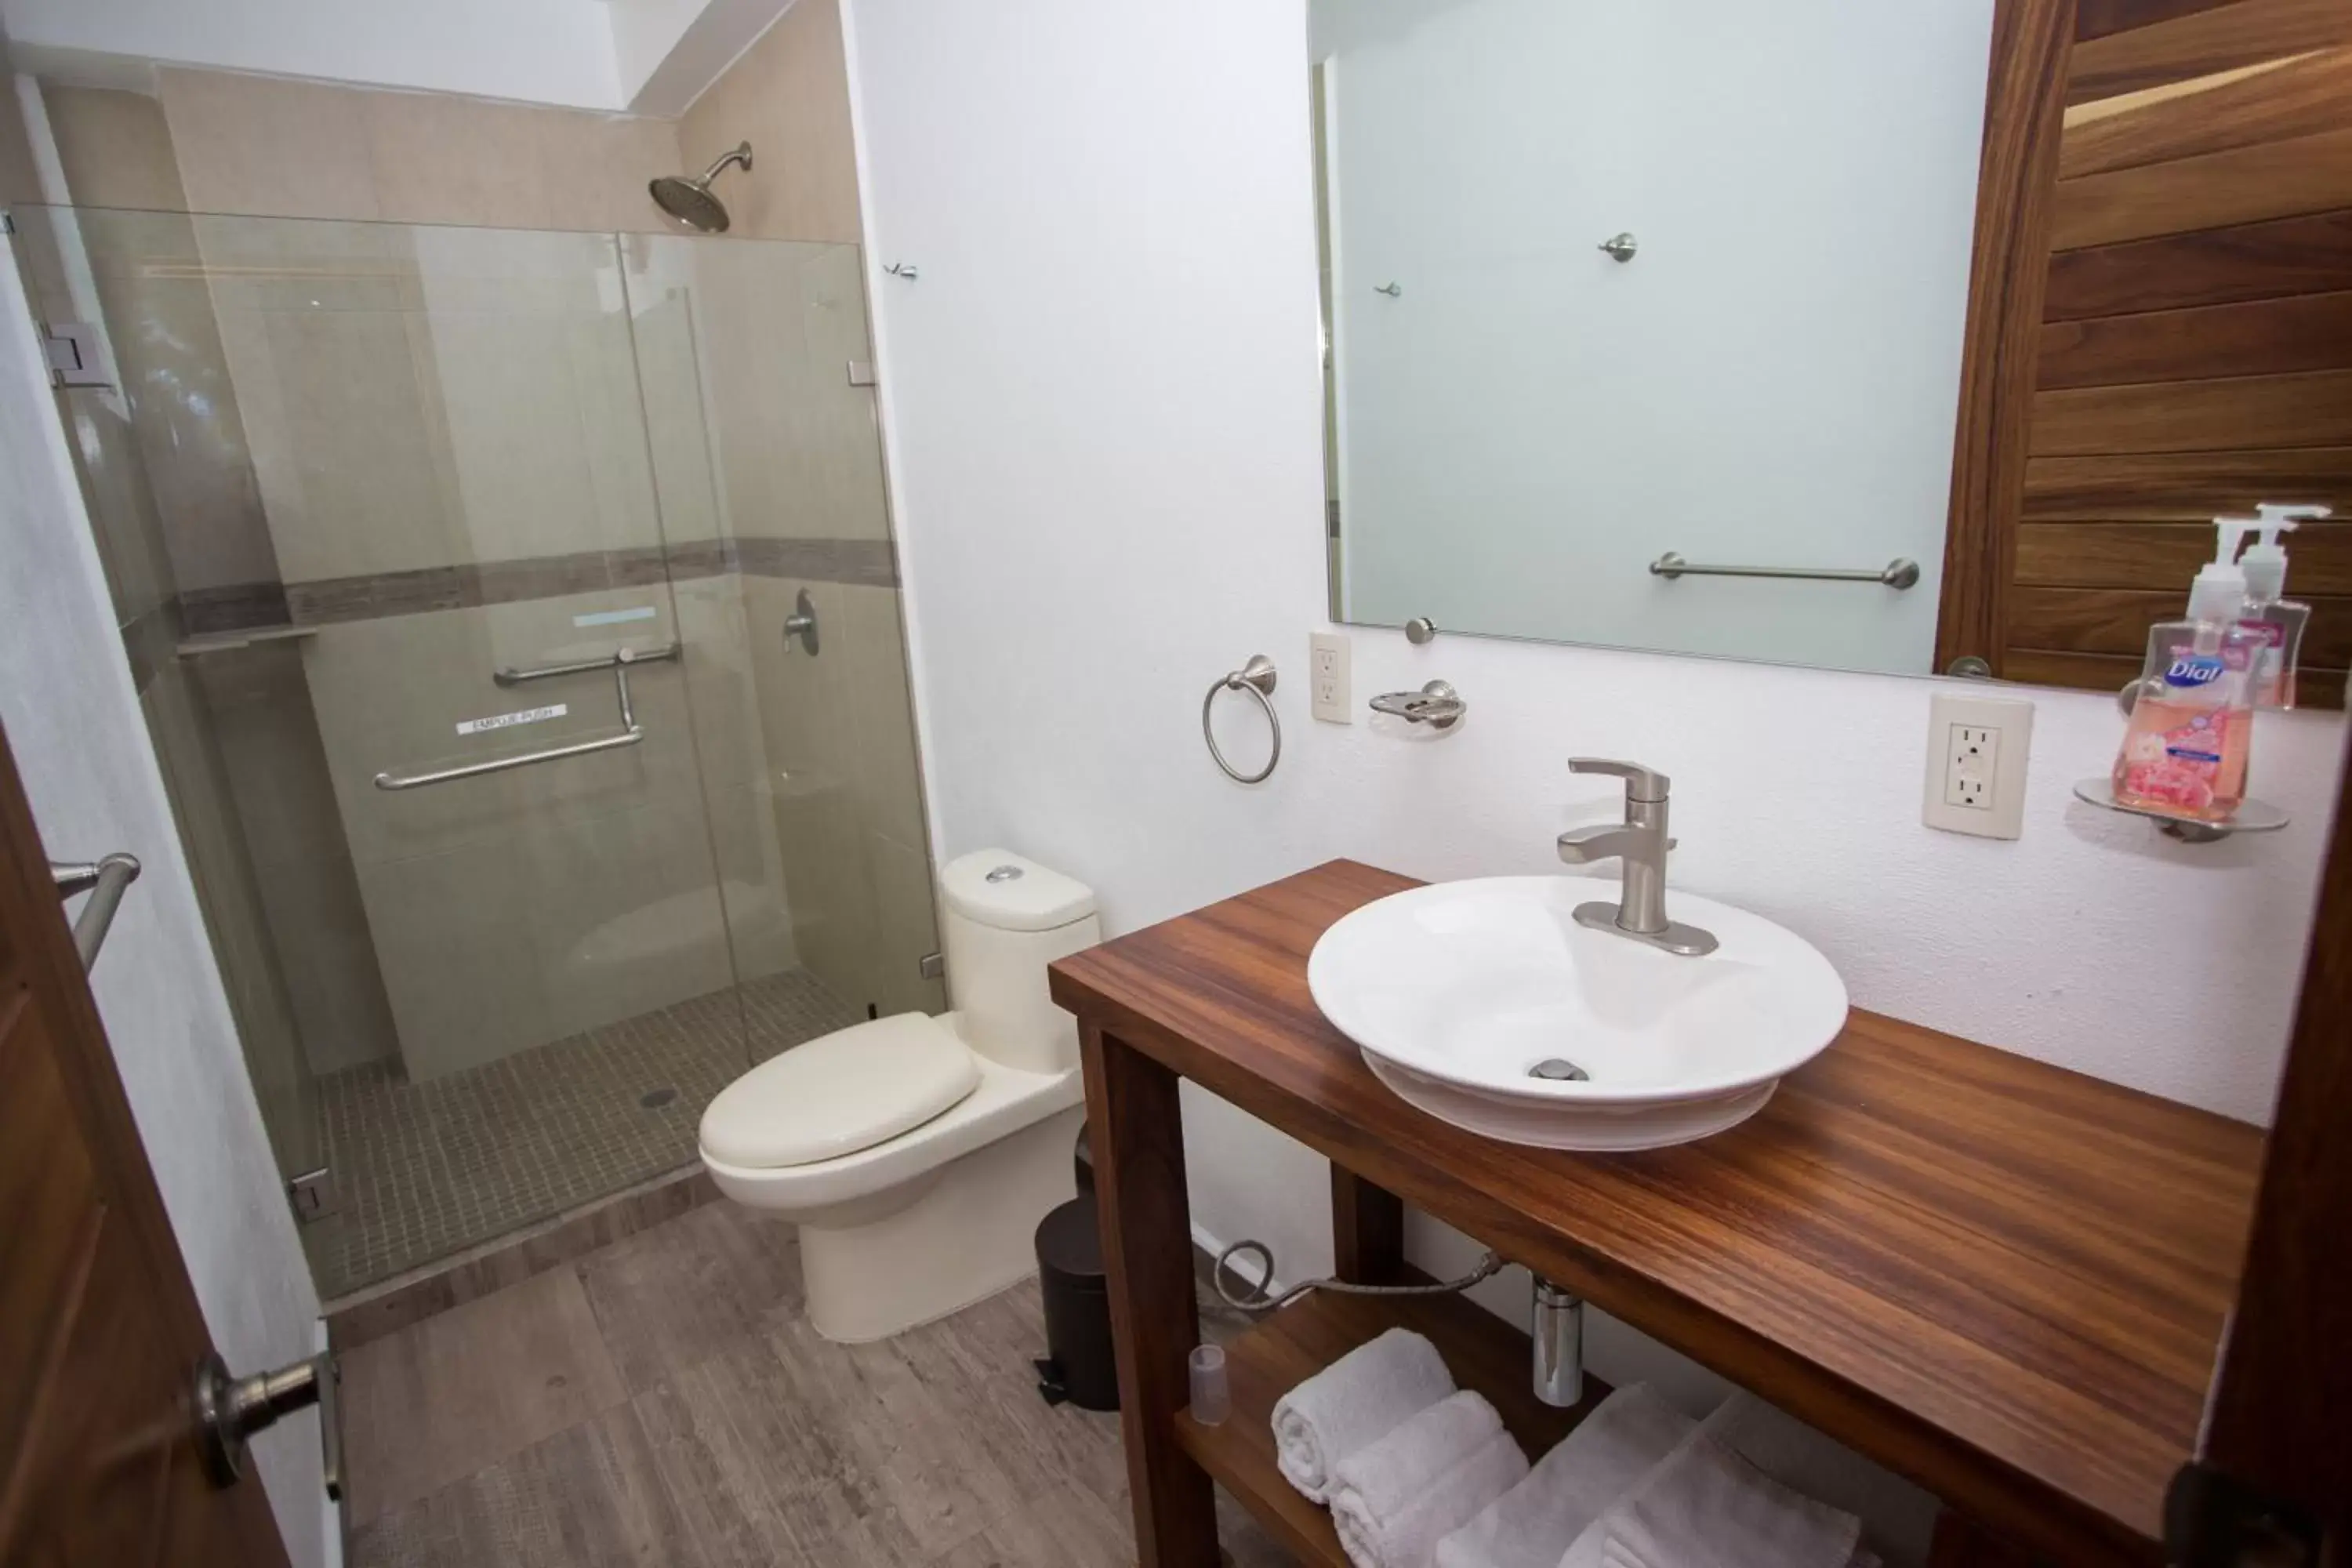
[622,230,946,1040]
[200,213,765,1295]
[16,205,769,1296]
[14,203,945,1301]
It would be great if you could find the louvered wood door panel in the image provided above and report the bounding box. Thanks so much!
[1982,0,2352,704]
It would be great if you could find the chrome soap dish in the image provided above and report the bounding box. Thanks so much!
[1370,680,1466,730]
[2072,778,2289,843]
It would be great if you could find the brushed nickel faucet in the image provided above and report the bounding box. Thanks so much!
[1556,758,1719,956]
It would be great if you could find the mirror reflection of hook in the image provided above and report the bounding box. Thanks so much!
[1374,281,1402,297]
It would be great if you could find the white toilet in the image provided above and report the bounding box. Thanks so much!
[699,849,1100,1343]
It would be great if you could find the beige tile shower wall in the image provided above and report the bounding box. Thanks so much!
[141,659,322,1178]
[0,28,40,205]
[743,574,942,1019]
[8,209,181,630]
[40,94,285,599]
[692,238,888,542]
[40,84,189,212]
[199,220,672,584]
[670,227,942,1018]
[153,67,685,234]
[677,0,862,245]
[34,95,404,1090]
[303,583,792,1081]
[194,644,401,1075]
[674,572,800,985]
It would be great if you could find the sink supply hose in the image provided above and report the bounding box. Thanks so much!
[1212,1239,1506,1314]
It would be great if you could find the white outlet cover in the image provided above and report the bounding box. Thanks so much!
[1922,691,2033,839]
[1310,630,1352,724]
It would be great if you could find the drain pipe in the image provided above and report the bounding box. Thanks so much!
[1531,1277,1585,1406]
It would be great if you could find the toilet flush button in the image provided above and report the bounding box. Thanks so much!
[985,865,1024,883]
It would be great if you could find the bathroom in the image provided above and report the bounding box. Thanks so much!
[0,0,2346,1563]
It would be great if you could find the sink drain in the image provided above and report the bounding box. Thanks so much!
[1528,1058,1589,1083]
[639,1087,678,1109]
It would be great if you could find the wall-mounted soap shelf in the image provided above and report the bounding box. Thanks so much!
[2072,778,2289,842]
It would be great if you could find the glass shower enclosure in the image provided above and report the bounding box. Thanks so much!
[10,204,942,1299]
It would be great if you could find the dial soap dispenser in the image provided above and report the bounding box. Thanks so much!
[2111,517,2264,822]
[2240,502,2331,709]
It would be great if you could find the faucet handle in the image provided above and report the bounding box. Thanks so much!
[1567,757,1669,802]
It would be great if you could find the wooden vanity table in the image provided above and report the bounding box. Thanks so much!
[1048,859,2266,1567]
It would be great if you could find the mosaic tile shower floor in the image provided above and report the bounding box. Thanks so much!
[307,969,864,1299]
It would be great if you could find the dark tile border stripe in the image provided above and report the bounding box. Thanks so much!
[214,535,898,632]
[180,579,290,637]
[734,535,898,589]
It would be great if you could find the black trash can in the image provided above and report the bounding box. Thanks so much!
[1033,1196,1119,1410]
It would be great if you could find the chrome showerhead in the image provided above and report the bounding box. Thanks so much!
[650,141,752,234]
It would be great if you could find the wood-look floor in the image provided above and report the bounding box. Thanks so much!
[341,1199,1287,1567]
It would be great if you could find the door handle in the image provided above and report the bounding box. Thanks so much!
[50,853,140,970]
[194,1351,343,1501]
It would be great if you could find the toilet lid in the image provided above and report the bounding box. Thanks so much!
[699,1012,982,1170]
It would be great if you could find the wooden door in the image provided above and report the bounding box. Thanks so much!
[2184,718,2352,1558]
[0,713,290,1566]
[1940,0,2352,703]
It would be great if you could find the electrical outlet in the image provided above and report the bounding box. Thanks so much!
[1944,724,1998,809]
[1310,631,1351,723]
[1922,693,2033,839]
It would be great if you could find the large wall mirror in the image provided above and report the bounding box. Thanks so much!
[1312,0,2352,702]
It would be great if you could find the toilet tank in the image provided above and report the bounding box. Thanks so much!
[938,849,1101,1075]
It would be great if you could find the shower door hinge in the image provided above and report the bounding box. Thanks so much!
[288,1167,340,1222]
[846,360,877,387]
[42,321,110,387]
[918,952,944,981]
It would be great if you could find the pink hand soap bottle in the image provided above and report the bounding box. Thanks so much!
[2111,517,2263,822]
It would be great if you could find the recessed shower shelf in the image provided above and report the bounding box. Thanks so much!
[2072,777,2289,842]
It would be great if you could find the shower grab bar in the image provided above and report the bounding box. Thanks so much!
[1650,551,1920,590]
[53,852,141,971]
[375,644,677,792]
[494,641,680,686]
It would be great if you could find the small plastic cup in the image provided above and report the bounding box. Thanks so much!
[1189,1344,1231,1426]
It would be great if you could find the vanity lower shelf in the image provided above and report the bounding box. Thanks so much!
[1051,858,2267,1566]
[1178,1286,1608,1567]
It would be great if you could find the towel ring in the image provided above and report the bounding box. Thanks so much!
[1203,655,1280,784]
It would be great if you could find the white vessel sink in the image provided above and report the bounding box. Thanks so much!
[1307,877,1848,1151]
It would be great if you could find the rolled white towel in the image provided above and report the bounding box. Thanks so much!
[1560,1418,1861,1568]
[1272,1327,1457,1502]
[1330,1390,1530,1568]
[1434,1384,1693,1568]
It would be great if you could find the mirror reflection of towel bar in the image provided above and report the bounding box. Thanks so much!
[376,644,681,792]
[1650,552,1920,590]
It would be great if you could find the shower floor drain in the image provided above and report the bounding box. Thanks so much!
[638,1087,678,1110]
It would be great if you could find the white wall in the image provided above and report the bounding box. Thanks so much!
[850,0,2340,1555]
[613,0,793,115]
[1322,0,1988,676]
[1,0,623,109]
[0,214,327,1566]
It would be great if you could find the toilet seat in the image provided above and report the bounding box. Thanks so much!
[699,1013,981,1170]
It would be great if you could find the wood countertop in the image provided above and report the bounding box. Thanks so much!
[1048,858,2264,1564]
